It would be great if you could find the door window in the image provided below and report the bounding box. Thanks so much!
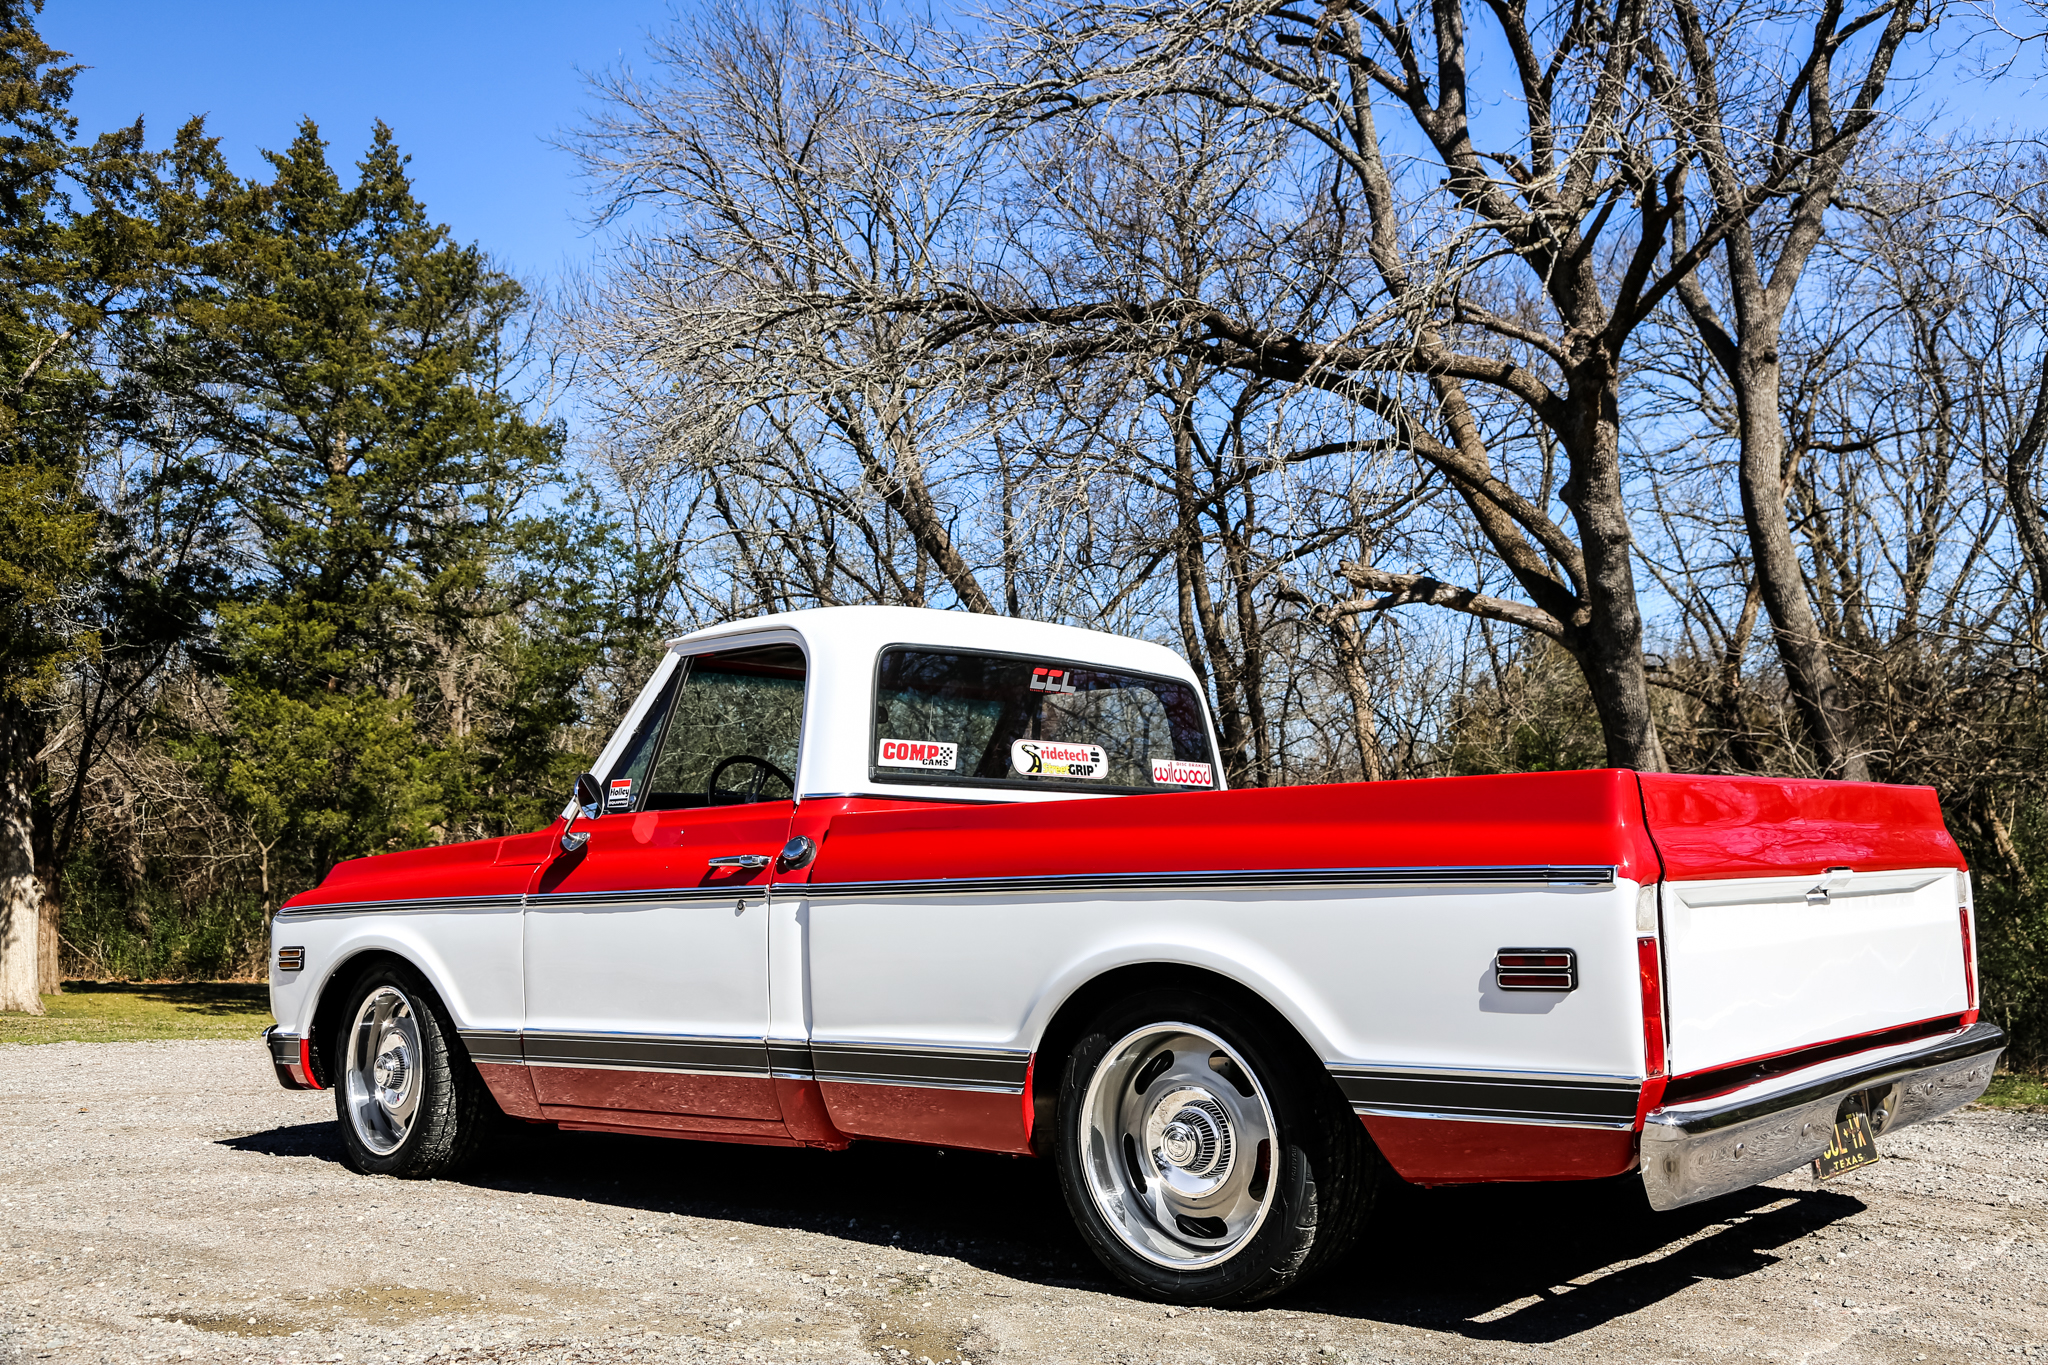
[605,644,806,810]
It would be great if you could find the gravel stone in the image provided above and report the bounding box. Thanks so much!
[2,1039,2043,1363]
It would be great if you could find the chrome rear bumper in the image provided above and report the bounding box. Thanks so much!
[1641,1021,2004,1211]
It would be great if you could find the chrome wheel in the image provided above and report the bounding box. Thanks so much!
[1079,1022,1278,1269]
[343,985,423,1156]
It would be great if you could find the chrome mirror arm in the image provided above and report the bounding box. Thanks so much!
[561,772,603,853]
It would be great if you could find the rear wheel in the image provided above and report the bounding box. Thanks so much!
[332,962,491,1178]
[1055,987,1379,1305]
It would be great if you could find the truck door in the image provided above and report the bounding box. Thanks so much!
[521,641,805,1132]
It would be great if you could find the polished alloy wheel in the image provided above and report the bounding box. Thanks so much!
[1079,1022,1278,1268]
[344,985,423,1155]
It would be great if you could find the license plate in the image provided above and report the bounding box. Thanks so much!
[1813,1111,1881,1180]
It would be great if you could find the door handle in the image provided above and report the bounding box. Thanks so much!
[707,854,771,869]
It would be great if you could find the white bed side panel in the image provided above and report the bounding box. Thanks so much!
[1662,867,1967,1076]
[803,882,1646,1079]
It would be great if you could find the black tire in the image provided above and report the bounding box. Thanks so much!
[330,960,492,1178]
[1054,986,1379,1305]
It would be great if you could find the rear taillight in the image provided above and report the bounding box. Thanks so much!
[1638,936,1666,1077]
[1959,906,1976,1009]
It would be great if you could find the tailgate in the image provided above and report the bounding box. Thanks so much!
[1638,775,1971,1077]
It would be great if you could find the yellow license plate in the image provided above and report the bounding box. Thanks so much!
[1813,1110,1881,1180]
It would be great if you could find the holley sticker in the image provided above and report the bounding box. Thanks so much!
[1150,758,1214,788]
[606,778,634,808]
[1012,739,1108,779]
[877,738,959,770]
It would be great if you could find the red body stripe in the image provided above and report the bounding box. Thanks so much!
[1361,1115,1638,1184]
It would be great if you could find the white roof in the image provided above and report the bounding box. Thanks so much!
[585,606,1221,803]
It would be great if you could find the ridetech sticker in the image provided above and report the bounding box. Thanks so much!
[877,738,959,770]
[607,778,634,808]
[1150,758,1215,788]
[1012,739,1108,779]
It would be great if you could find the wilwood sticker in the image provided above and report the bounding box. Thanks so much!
[1012,740,1108,779]
[1150,758,1214,788]
[877,738,959,770]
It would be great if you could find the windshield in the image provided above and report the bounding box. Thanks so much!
[872,647,1216,794]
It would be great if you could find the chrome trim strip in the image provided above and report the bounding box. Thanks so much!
[274,893,526,920]
[1351,1108,1640,1132]
[275,863,1616,919]
[457,1029,525,1067]
[809,1040,1031,1094]
[525,886,768,910]
[1641,1022,2006,1211]
[798,864,1618,900]
[1329,1066,1642,1127]
[520,1032,772,1077]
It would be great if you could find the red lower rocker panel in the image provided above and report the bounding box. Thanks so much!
[820,1083,1033,1154]
[528,1067,782,1120]
[1362,1115,1639,1184]
[475,1062,544,1119]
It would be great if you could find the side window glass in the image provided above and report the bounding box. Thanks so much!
[602,664,683,814]
[641,644,807,810]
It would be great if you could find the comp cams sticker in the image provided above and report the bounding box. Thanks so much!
[1012,740,1108,779]
[877,739,959,770]
[1150,758,1214,787]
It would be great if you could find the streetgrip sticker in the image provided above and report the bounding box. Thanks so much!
[877,739,959,770]
[1150,758,1214,787]
[1012,740,1108,779]
[607,778,633,808]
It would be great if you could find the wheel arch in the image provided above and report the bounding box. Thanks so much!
[306,945,458,1090]
[1025,961,1346,1158]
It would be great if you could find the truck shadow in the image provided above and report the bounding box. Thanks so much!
[220,1118,1863,1336]
[1300,1174,1865,1342]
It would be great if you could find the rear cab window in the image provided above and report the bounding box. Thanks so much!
[871,647,1217,795]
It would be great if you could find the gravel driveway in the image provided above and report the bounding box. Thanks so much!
[3,1039,2043,1364]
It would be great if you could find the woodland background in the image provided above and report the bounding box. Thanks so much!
[2,0,2044,1066]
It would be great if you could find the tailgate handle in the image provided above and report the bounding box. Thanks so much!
[1806,866,1853,905]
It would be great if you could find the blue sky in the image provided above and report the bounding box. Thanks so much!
[43,1,669,284]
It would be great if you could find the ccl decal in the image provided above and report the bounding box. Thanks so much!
[1029,666,1080,695]
[1013,740,1108,779]
[1150,758,1214,788]
[877,738,959,770]
[606,778,633,808]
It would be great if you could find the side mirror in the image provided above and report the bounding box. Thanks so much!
[561,772,603,852]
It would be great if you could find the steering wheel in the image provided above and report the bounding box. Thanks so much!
[706,754,795,806]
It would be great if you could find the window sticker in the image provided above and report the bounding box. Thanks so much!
[1029,666,1079,694]
[607,778,634,808]
[1150,758,1214,788]
[877,738,959,770]
[1012,739,1108,779]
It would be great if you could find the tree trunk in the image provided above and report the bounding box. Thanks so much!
[1557,370,1667,772]
[1732,349,1870,781]
[1328,613,1385,782]
[0,699,46,1013]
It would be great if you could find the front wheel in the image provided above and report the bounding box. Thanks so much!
[332,962,492,1178]
[1055,987,1379,1305]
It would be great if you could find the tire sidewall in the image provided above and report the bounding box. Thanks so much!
[331,961,464,1177]
[1054,986,1340,1305]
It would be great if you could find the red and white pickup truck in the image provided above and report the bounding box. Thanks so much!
[264,606,2002,1303]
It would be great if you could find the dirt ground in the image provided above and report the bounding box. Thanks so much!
[2,1040,2043,1365]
